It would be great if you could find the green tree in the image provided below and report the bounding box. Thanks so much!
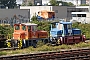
[31,16,51,33]
[68,2,74,6]
[0,25,13,38]
[57,1,74,6]
[49,0,74,6]
[0,0,16,8]
[31,15,38,22]
[21,3,26,6]
[49,0,58,6]
[28,2,33,6]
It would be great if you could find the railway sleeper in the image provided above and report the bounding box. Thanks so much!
[60,56,89,60]
[78,56,89,59]
[82,58,90,60]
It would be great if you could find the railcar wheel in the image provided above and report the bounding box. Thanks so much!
[18,40,22,49]
[6,39,11,48]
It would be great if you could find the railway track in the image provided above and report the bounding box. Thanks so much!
[0,47,19,51]
[0,39,89,51]
[0,48,90,60]
[0,40,90,60]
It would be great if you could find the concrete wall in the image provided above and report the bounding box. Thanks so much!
[0,9,29,19]
[0,9,29,25]
[52,6,67,20]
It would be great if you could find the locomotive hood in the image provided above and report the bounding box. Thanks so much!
[13,31,26,40]
[13,31,25,34]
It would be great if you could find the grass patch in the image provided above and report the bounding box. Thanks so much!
[36,41,45,47]
[59,44,71,49]
[36,45,53,51]
[74,42,90,48]
[0,51,7,56]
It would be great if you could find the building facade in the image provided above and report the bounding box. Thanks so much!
[20,6,90,23]
[0,9,30,25]
[20,6,68,21]
[22,0,88,6]
[59,0,86,6]
[34,0,42,5]
[22,0,42,5]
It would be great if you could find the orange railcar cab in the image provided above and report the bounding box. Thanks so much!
[38,10,55,19]
[13,23,48,40]
[9,23,49,48]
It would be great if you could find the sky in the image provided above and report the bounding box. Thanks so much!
[16,0,23,4]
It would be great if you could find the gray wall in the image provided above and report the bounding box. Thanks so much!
[52,6,67,20]
[0,9,29,18]
[0,9,30,25]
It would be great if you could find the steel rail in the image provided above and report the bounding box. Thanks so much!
[0,48,90,60]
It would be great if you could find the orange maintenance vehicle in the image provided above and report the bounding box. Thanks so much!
[37,10,55,20]
[7,23,49,48]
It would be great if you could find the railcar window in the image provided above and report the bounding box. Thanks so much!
[22,25,26,31]
[28,26,31,31]
[52,23,56,28]
[67,24,72,29]
[32,26,37,31]
[15,25,20,30]
[64,24,67,29]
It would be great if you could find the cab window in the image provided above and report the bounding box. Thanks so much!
[67,24,72,29]
[28,26,31,31]
[15,25,20,30]
[52,23,56,28]
[32,26,37,31]
[22,25,26,31]
[64,24,67,29]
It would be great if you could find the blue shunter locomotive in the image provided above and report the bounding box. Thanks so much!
[50,21,86,45]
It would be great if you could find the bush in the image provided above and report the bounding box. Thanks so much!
[72,22,90,38]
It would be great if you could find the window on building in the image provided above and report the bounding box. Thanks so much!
[72,14,76,17]
[72,14,86,17]
[77,14,86,17]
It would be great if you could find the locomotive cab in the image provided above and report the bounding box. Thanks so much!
[13,23,37,40]
[60,22,72,36]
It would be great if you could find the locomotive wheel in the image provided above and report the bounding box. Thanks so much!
[7,39,11,48]
[18,40,22,49]
[57,39,60,45]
